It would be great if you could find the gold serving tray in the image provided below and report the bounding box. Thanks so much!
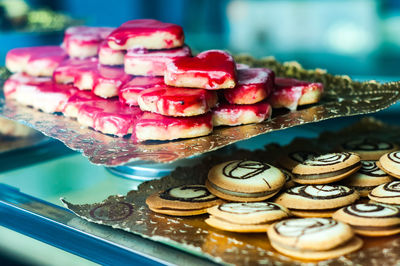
[0,57,399,166]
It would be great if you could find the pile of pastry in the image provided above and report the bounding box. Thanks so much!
[146,137,400,260]
[4,19,323,142]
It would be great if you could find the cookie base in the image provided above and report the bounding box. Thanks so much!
[270,236,363,261]
[205,216,271,233]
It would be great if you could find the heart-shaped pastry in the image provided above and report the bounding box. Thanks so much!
[164,50,237,90]
[107,19,184,50]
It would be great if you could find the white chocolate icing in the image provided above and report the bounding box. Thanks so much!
[164,185,217,202]
[274,218,339,237]
[388,152,400,164]
[218,202,282,214]
[344,203,399,218]
[359,161,387,177]
[302,152,351,166]
[287,185,353,199]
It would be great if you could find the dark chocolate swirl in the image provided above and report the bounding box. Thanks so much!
[160,185,217,202]
[388,152,400,164]
[302,152,351,166]
[359,161,387,177]
[343,203,400,218]
[286,185,354,199]
[222,160,271,180]
[274,218,338,237]
[342,138,393,151]
[288,151,318,163]
[370,181,400,198]
[218,202,281,214]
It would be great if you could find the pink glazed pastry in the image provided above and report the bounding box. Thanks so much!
[223,68,274,105]
[63,26,114,58]
[124,45,191,76]
[6,46,67,77]
[268,78,324,110]
[107,19,184,50]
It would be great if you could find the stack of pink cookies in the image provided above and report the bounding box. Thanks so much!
[4,19,324,142]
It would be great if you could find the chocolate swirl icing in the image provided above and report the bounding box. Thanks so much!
[342,138,393,151]
[218,202,281,214]
[222,160,271,179]
[359,161,387,177]
[288,151,318,163]
[302,152,351,166]
[388,152,400,164]
[343,203,400,218]
[370,181,400,198]
[274,218,338,237]
[160,185,217,202]
[286,185,354,199]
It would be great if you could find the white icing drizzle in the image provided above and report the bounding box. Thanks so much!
[167,185,217,201]
[344,203,399,218]
[218,202,281,214]
[302,152,351,166]
[274,218,338,237]
[388,152,400,164]
[359,161,387,177]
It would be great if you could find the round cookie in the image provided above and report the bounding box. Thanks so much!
[205,202,290,233]
[343,160,393,197]
[274,185,359,217]
[267,218,362,260]
[278,150,319,171]
[292,152,361,184]
[146,184,223,216]
[206,160,285,202]
[340,138,397,160]
[377,151,400,179]
[369,180,400,205]
[333,203,400,236]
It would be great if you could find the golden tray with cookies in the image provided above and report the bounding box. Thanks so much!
[62,118,400,265]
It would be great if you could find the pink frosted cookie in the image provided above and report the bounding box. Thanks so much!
[165,50,237,90]
[77,99,142,136]
[223,68,274,105]
[107,19,184,50]
[98,41,125,66]
[6,46,67,76]
[119,76,164,106]
[269,78,324,110]
[124,45,191,76]
[63,90,102,118]
[134,112,213,142]
[54,59,131,98]
[63,26,114,58]
[4,73,77,113]
[212,101,272,126]
[138,86,217,117]
[53,58,98,84]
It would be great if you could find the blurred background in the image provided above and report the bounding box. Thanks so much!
[1,0,400,78]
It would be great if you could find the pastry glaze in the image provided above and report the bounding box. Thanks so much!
[107,19,184,49]
[119,76,164,106]
[165,50,237,90]
[124,45,191,76]
[223,68,274,104]
[138,86,217,117]
[269,77,323,110]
